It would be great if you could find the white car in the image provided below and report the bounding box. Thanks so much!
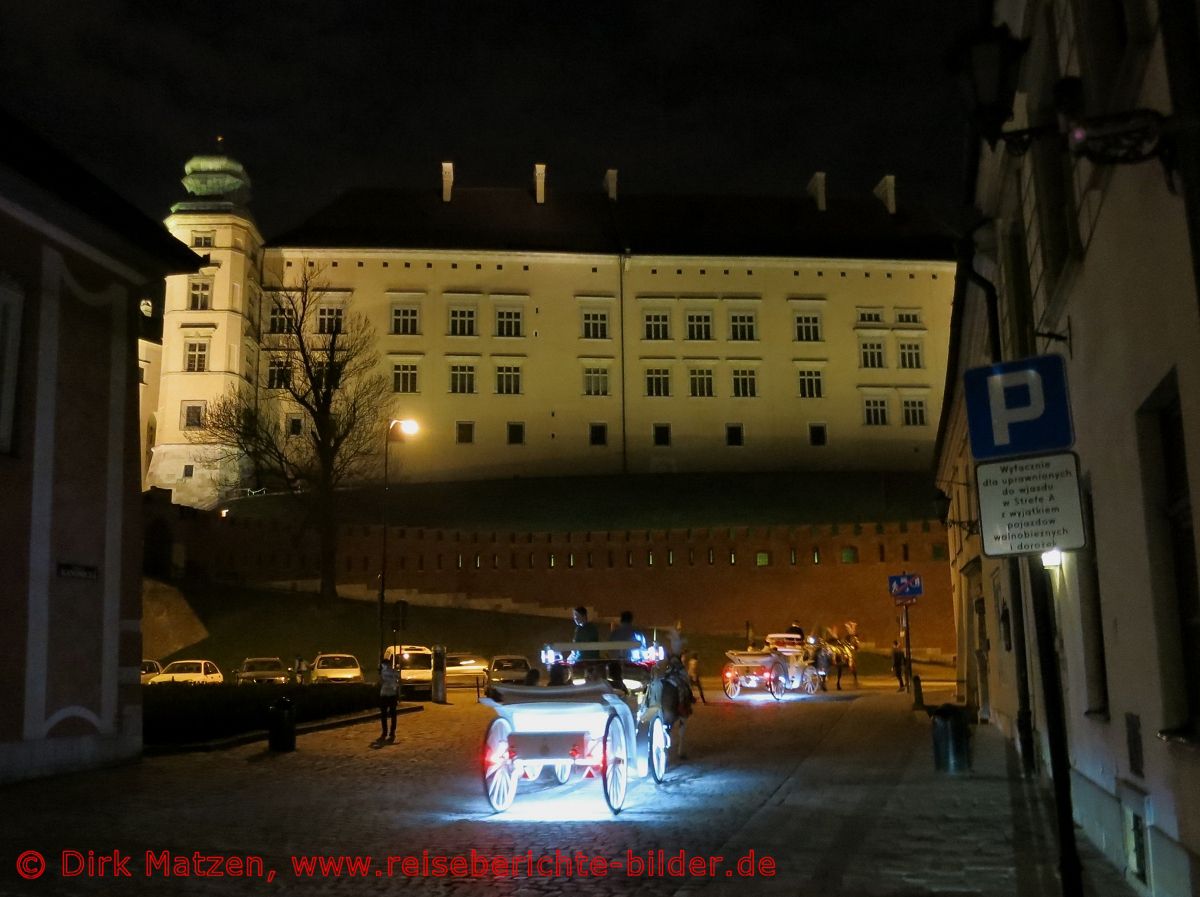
[487,655,533,686]
[140,659,162,685]
[148,660,223,685]
[384,644,433,691]
[310,653,364,684]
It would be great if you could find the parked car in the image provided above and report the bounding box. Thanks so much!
[233,657,290,685]
[384,644,433,692]
[140,659,162,685]
[445,653,488,688]
[309,653,364,684]
[147,660,223,685]
[488,654,533,686]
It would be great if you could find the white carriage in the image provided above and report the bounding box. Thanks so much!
[481,640,670,814]
[721,633,823,699]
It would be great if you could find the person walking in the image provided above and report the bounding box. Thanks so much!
[378,655,399,743]
[891,640,906,691]
[686,651,707,704]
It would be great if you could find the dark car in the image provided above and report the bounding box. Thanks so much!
[233,657,290,685]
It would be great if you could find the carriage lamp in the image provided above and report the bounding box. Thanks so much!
[1041,549,1063,568]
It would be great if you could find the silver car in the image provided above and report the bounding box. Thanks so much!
[234,657,290,685]
[310,653,364,684]
[445,653,488,688]
[488,655,533,686]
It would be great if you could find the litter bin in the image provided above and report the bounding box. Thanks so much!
[268,697,296,752]
[930,703,970,772]
[431,645,447,704]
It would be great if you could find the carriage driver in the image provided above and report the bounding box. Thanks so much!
[609,610,647,659]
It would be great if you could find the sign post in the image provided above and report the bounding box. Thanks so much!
[888,573,923,694]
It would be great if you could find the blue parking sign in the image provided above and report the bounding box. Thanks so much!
[964,355,1074,460]
[888,574,923,599]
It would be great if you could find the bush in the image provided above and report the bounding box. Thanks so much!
[142,683,378,745]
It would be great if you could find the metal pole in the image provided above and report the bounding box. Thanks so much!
[903,605,913,694]
[379,423,390,665]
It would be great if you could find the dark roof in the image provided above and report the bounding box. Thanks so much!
[270,187,957,262]
[0,108,200,277]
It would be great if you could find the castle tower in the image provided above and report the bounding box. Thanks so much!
[146,149,263,507]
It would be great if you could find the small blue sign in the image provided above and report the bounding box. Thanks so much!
[888,574,924,599]
[964,355,1074,461]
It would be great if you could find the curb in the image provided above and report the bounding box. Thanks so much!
[143,703,424,755]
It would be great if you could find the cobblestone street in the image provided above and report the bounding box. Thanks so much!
[0,679,1135,897]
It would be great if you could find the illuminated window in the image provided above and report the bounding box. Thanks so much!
[583,367,609,396]
[840,546,859,564]
[495,309,523,337]
[392,307,419,335]
[496,365,522,395]
[393,363,418,394]
[689,368,714,397]
[729,313,757,341]
[644,312,670,340]
[187,278,211,310]
[798,369,823,398]
[184,341,208,372]
[756,551,770,567]
[686,312,712,341]
[582,311,609,340]
[795,313,822,342]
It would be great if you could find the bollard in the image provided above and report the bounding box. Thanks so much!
[431,645,447,704]
[930,703,971,772]
[911,673,925,711]
[267,697,296,752]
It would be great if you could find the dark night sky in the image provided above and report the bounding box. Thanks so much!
[1,1,984,239]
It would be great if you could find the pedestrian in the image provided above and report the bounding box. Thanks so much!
[378,654,399,743]
[891,640,906,691]
[833,644,846,690]
[686,651,706,704]
[668,619,686,658]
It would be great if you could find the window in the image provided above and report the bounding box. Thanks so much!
[896,310,921,324]
[902,398,927,426]
[285,414,303,437]
[756,551,770,567]
[645,368,670,397]
[589,423,607,446]
[182,464,194,478]
[864,398,888,426]
[181,402,205,429]
[0,278,23,453]
[653,424,671,447]
[686,312,712,341]
[268,303,293,334]
[392,307,419,335]
[495,365,521,395]
[860,341,885,368]
[506,422,525,445]
[267,358,290,389]
[644,312,670,340]
[726,424,744,446]
[495,309,523,337]
[729,313,757,341]
[857,308,884,323]
[393,363,418,394]
[689,368,714,398]
[798,369,823,398]
[583,367,609,396]
[732,369,757,398]
[455,421,474,444]
[187,278,211,311]
[932,543,948,561]
[840,546,859,564]
[795,313,822,342]
[899,342,923,369]
[317,306,342,334]
[449,308,476,336]
[809,423,827,446]
[582,311,609,340]
[184,341,208,372]
[449,364,476,394]
[191,231,214,248]
[312,359,341,390]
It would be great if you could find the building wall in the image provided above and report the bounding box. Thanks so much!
[137,336,160,490]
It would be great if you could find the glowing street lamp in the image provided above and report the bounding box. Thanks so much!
[380,418,418,662]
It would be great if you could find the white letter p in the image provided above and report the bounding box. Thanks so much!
[988,370,1044,446]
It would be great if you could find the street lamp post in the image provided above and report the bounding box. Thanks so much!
[380,418,418,664]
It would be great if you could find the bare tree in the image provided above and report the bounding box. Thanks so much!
[197,264,390,599]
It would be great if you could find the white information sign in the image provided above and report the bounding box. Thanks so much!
[976,452,1086,557]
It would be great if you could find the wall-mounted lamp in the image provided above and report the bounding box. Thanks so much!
[933,490,980,536]
[951,25,1178,181]
[1041,548,1063,568]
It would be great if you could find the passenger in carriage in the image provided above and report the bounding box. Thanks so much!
[609,610,647,659]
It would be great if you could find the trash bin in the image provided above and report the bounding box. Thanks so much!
[268,697,296,752]
[431,645,447,704]
[930,703,970,772]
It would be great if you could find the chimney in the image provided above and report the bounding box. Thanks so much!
[534,163,546,204]
[604,168,618,201]
[806,171,827,211]
[441,162,454,202]
[873,175,896,214]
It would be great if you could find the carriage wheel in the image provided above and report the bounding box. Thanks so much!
[649,715,668,783]
[553,762,572,785]
[722,668,741,699]
[802,669,820,695]
[602,714,628,814]
[769,663,787,700]
[483,718,518,812]
[522,762,543,781]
